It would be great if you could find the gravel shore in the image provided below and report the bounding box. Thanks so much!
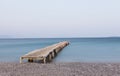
[0,62,120,76]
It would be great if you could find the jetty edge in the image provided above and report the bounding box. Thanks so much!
[20,41,69,63]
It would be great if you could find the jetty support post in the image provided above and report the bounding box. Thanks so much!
[48,53,52,62]
[20,57,23,63]
[53,49,57,57]
[43,57,46,63]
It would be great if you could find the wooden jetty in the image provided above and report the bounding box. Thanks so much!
[20,41,69,63]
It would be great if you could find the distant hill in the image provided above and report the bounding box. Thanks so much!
[0,35,14,38]
[106,36,120,38]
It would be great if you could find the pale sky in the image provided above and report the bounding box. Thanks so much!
[0,0,120,38]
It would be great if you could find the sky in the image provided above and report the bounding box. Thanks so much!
[0,0,120,38]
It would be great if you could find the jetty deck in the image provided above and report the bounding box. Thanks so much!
[20,41,69,63]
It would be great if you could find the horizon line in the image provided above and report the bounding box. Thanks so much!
[0,36,120,39]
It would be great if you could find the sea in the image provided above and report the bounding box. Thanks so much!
[0,38,120,63]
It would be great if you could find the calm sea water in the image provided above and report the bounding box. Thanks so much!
[0,38,120,62]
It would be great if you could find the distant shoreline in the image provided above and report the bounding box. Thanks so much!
[0,37,120,39]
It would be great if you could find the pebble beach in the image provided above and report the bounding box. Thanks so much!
[0,62,120,76]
